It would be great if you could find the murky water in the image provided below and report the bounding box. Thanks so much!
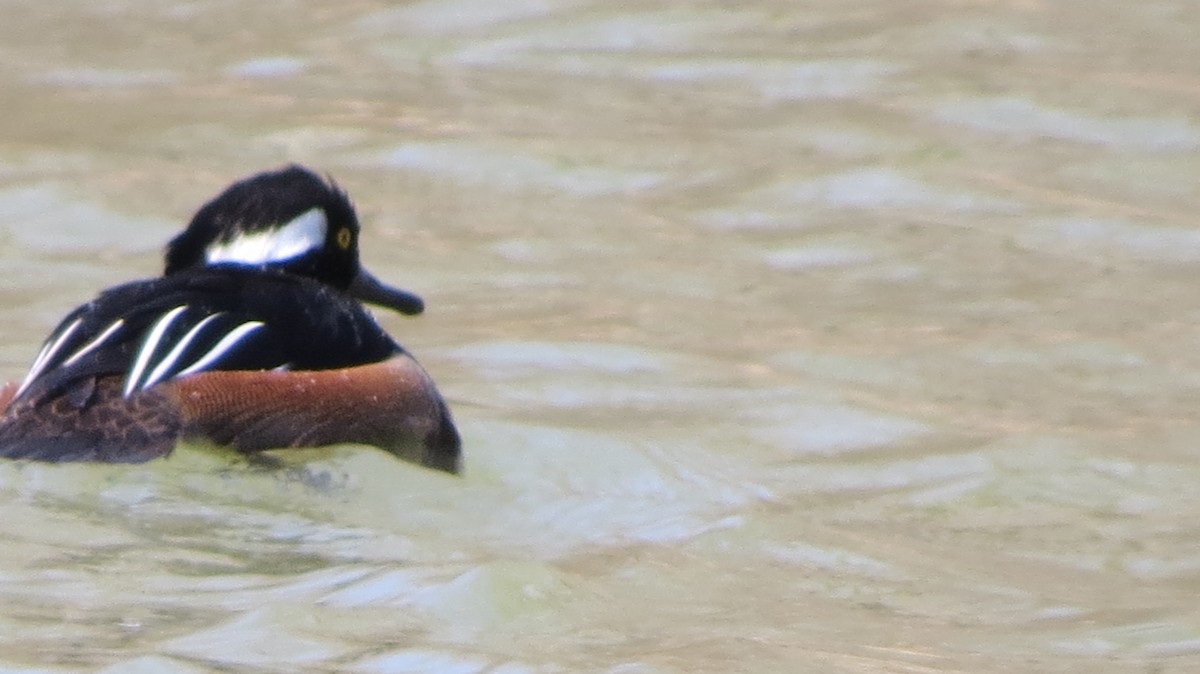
[1,1,1199,672]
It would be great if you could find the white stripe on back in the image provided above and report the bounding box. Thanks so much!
[139,313,224,391]
[124,305,188,398]
[16,317,83,398]
[62,319,125,367]
[174,321,266,378]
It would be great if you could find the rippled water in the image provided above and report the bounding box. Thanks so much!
[2,1,1200,672]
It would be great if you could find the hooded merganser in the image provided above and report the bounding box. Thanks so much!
[0,165,460,473]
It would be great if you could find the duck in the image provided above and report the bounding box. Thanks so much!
[0,165,460,473]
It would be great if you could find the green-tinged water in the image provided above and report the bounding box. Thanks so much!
[1,1,1200,672]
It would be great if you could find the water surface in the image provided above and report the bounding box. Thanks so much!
[1,1,1199,672]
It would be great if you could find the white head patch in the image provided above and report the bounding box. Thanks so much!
[205,208,328,266]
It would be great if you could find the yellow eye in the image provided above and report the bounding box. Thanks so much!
[336,228,352,250]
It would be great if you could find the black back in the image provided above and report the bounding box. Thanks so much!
[16,266,401,406]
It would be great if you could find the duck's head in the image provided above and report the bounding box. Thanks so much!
[164,165,424,315]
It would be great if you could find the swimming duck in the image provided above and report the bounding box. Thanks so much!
[0,165,460,473]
